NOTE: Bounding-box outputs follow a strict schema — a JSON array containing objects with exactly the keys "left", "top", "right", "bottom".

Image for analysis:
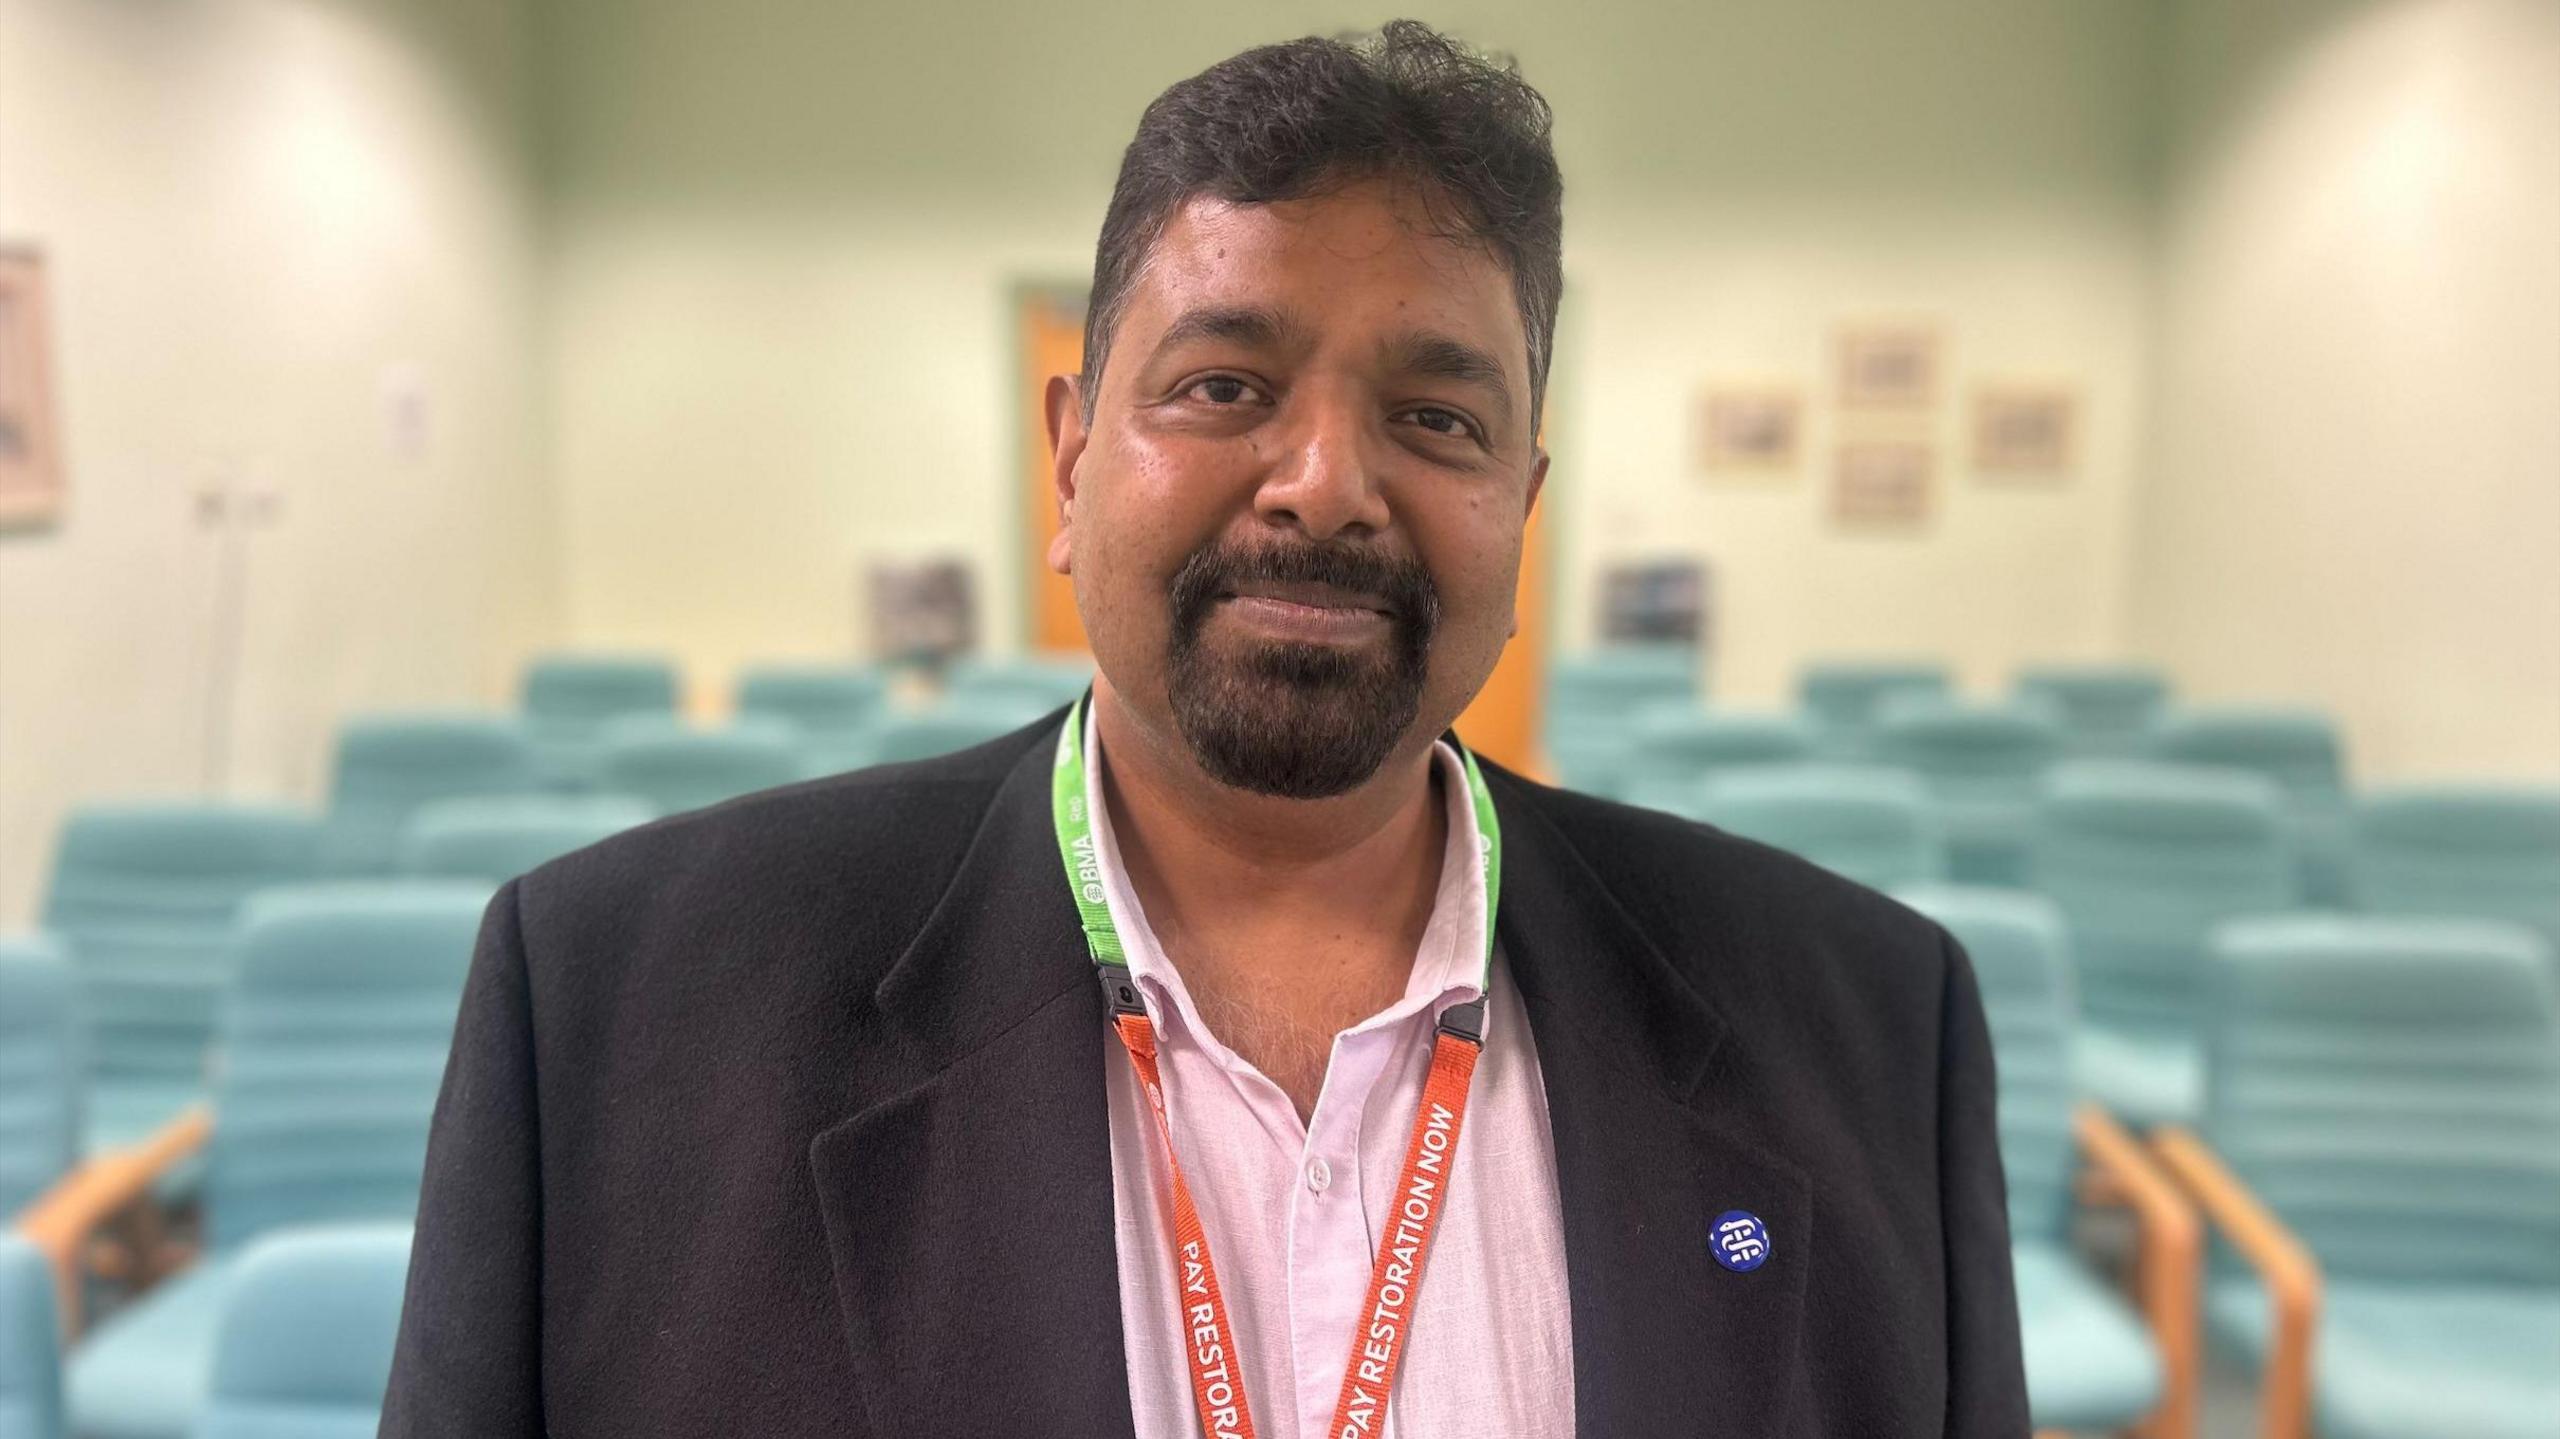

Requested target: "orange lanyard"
[{"left": 1057, "top": 698, "right": 1501, "bottom": 1438}]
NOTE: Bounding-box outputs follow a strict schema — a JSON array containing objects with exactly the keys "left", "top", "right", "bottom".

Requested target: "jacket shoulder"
[{"left": 507, "top": 719, "right": 1051, "bottom": 995}]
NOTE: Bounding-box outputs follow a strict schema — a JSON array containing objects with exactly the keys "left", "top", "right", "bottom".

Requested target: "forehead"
[{"left": 1120, "top": 180, "right": 1528, "bottom": 362}]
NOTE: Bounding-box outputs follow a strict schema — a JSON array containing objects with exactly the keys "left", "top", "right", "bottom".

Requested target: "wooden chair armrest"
[
  {"left": 2148, "top": 1127, "right": 2321, "bottom": 1439},
  {"left": 13, "top": 1106, "right": 212, "bottom": 1330},
  {"left": 2075, "top": 1105, "right": 2200, "bottom": 1439}
]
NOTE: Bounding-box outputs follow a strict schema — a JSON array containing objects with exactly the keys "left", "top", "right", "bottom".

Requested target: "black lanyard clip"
[
  {"left": 1435, "top": 997, "right": 1486, "bottom": 1044},
  {"left": 1096, "top": 966, "right": 1147, "bottom": 1018}
]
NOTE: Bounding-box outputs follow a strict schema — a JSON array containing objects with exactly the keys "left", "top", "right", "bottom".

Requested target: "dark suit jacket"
[{"left": 380, "top": 713, "right": 2028, "bottom": 1437}]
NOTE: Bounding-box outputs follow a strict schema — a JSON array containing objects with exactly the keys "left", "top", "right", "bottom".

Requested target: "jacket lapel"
[
  {"left": 808, "top": 734, "right": 1139, "bottom": 1439},
  {"left": 1489, "top": 768, "right": 1814, "bottom": 1436}
]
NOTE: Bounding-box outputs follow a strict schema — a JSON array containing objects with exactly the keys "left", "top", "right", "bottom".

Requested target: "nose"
[{"left": 1251, "top": 389, "right": 1392, "bottom": 542}]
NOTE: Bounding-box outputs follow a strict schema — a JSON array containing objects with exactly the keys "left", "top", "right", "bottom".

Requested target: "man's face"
[{"left": 1047, "top": 177, "right": 1547, "bottom": 798}]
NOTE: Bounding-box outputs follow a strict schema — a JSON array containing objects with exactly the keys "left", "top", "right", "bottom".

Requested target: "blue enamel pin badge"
[{"left": 1711, "top": 1209, "right": 1770, "bottom": 1273}]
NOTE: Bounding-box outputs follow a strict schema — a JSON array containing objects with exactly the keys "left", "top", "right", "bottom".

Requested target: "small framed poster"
[
  {"left": 1697, "top": 385, "right": 1803, "bottom": 478},
  {"left": 1973, "top": 385, "right": 2078, "bottom": 478},
  {"left": 1832, "top": 440, "right": 1933, "bottom": 531},
  {"left": 0, "top": 247, "right": 64, "bottom": 531},
  {"left": 1836, "top": 322, "right": 1941, "bottom": 409}
]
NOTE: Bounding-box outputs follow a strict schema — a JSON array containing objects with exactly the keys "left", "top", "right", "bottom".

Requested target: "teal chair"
[
  {"left": 864, "top": 699, "right": 1053, "bottom": 767},
  {"left": 1797, "top": 659, "right": 1949, "bottom": 760},
  {"left": 40, "top": 806, "right": 321, "bottom": 1154},
  {"left": 1696, "top": 765, "right": 1945, "bottom": 890},
  {"left": 2015, "top": 664, "right": 2169, "bottom": 758},
  {"left": 0, "top": 1236, "right": 62, "bottom": 1439},
  {"left": 0, "top": 940, "right": 78, "bottom": 1220},
  {"left": 192, "top": 1227, "right": 411, "bottom": 1439},
  {"left": 736, "top": 664, "right": 887, "bottom": 743},
  {"left": 943, "top": 654, "right": 1092, "bottom": 714},
  {"left": 395, "top": 795, "right": 655, "bottom": 883},
  {"left": 518, "top": 654, "right": 679, "bottom": 790},
  {"left": 1873, "top": 696, "right": 2065, "bottom": 885},
  {"left": 65, "top": 884, "right": 484, "bottom": 1439},
  {"left": 322, "top": 714, "right": 539, "bottom": 875},
  {"left": 1895, "top": 887, "right": 2174, "bottom": 1434},
  {"left": 2350, "top": 785, "right": 2560, "bottom": 954},
  {"left": 1620, "top": 708, "right": 1818, "bottom": 816},
  {"left": 2169, "top": 916, "right": 2560, "bottom": 1439},
  {"left": 2032, "top": 762, "right": 2296, "bottom": 1129},
  {"left": 1544, "top": 646, "right": 1701, "bottom": 796},
  {"left": 2149, "top": 707, "right": 2351, "bottom": 905},
  {"left": 593, "top": 718, "right": 802, "bottom": 816}
]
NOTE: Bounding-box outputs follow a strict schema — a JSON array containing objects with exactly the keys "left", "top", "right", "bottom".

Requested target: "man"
[{"left": 383, "top": 21, "right": 2025, "bottom": 1438}]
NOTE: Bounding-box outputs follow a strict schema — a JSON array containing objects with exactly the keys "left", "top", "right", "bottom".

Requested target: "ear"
[
  {"left": 1044, "top": 373, "right": 1089, "bottom": 576},
  {"left": 1510, "top": 447, "right": 1550, "bottom": 640}
]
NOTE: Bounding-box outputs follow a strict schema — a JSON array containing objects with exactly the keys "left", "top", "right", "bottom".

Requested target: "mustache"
[{"left": 1166, "top": 538, "right": 1442, "bottom": 648}]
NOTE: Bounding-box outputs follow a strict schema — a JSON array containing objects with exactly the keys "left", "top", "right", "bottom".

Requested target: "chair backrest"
[
  {"left": 2031, "top": 762, "right": 2296, "bottom": 1036},
  {"left": 865, "top": 699, "right": 1052, "bottom": 767},
  {"left": 2014, "top": 664, "right": 2168, "bottom": 755},
  {"left": 323, "top": 714, "right": 540, "bottom": 875},
  {"left": 0, "top": 940, "right": 77, "bottom": 1221},
  {"left": 942, "top": 655, "right": 1093, "bottom": 714},
  {"left": 0, "top": 1235, "right": 61, "bottom": 1439},
  {"left": 1630, "top": 707, "right": 1817, "bottom": 779},
  {"left": 194, "top": 1226, "right": 412, "bottom": 1439},
  {"left": 593, "top": 718, "right": 802, "bottom": 816},
  {"left": 2202, "top": 915, "right": 2560, "bottom": 1287},
  {"left": 518, "top": 654, "right": 679, "bottom": 728},
  {"left": 395, "top": 795, "right": 654, "bottom": 883},
  {"left": 2351, "top": 785, "right": 2560, "bottom": 953},
  {"left": 2146, "top": 707, "right": 2344, "bottom": 801},
  {"left": 40, "top": 805, "right": 322, "bottom": 1148},
  {"left": 1872, "top": 696, "right": 2066, "bottom": 802},
  {"left": 1894, "top": 887, "right": 2080, "bottom": 1244},
  {"left": 1544, "top": 647, "right": 1702, "bottom": 795},
  {"left": 1797, "top": 662, "right": 1949, "bottom": 762},
  {"left": 735, "top": 664, "right": 887, "bottom": 740},
  {"left": 1698, "top": 765, "right": 1945, "bottom": 890},
  {"left": 205, "top": 886, "right": 485, "bottom": 1252}
]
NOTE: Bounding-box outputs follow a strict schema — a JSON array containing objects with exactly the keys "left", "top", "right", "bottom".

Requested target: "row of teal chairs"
[
  {"left": 515, "top": 652, "right": 1089, "bottom": 790},
  {"left": 1675, "top": 761, "right": 2559, "bottom": 1127},
  {"left": 5, "top": 884, "right": 482, "bottom": 1439},
  {"left": 1, "top": 1225, "right": 411, "bottom": 1439},
  {"left": 1902, "top": 890, "right": 2560, "bottom": 1439}
]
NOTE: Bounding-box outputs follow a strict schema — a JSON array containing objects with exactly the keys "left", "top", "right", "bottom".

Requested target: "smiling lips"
[{"left": 1216, "top": 580, "right": 1395, "bottom": 643}]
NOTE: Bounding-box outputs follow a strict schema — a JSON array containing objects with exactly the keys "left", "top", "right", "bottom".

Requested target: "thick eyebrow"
[
  {"left": 1146, "top": 303, "right": 1309, "bottom": 364},
  {"left": 1384, "top": 330, "right": 1517, "bottom": 427}
]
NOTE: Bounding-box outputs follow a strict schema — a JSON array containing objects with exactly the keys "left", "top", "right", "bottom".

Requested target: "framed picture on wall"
[
  {"left": 0, "top": 247, "right": 64, "bottom": 531},
  {"left": 1972, "top": 384, "right": 2078, "bottom": 478},
  {"left": 1835, "top": 322, "right": 1941, "bottom": 409},
  {"left": 1697, "top": 385, "right": 1803, "bottom": 478},
  {"left": 1832, "top": 440, "right": 1934, "bottom": 530}
]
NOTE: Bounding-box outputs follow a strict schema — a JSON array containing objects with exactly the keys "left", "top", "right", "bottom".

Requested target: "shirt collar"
[{"left": 1081, "top": 715, "right": 1490, "bottom": 1049}]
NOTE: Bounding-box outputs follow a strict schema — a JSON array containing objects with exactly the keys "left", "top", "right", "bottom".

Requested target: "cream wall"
[
  {"left": 0, "top": 0, "right": 553, "bottom": 922},
  {"left": 2136, "top": 0, "right": 2560, "bottom": 780},
  {"left": 541, "top": 0, "right": 2158, "bottom": 707}
]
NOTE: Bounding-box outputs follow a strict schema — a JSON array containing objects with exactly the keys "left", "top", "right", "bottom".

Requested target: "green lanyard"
[
  {"left": 1050, "top": 693, "right": 1506, "bottom": 1439},
  {"left": 1049, "top": 693, "right": 1502, "bottom": 1033}
]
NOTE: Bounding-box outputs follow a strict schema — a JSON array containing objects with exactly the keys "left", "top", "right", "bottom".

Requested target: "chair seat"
[
  {"left": 2072, "top": 1026, "right": 2201, "bottom": 1129},
  {"left": 66, "top": 1258, "right": 240, "bottom": 1439},
  {"left": 2012, "top": 1240, "right": 2162, "bottom": 1431},
  {"left": 2208, "top": 1277, "right": 2560, "bottom": 1439}
]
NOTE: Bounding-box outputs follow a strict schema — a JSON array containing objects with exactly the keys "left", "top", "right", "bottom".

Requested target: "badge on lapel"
[{"left": 1711, "top": 1209, "right": 1771, "bottom": 1273}]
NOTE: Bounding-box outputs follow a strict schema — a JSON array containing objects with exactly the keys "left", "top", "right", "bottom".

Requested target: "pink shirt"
[{"left": 1089, "top": 721, "right": 1576, "bottom": 1439}]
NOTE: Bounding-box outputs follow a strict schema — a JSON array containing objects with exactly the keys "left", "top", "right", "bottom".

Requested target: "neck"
[{"left": 1090, "top": 680, "right": 1448, "bottom": 1065}]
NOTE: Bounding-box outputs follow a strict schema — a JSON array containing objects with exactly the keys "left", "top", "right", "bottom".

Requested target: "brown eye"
[
  {"left": 1189, "top": 376, "right": 1253, "bottom": 405},
  {"left": 1405, "top": 406, "right": 1477, "bottom": 440}
]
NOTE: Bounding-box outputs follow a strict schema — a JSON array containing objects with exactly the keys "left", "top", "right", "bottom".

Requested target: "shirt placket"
[{"left": 1285, "top": 1020, "right": 1407, "bottom": 1439}]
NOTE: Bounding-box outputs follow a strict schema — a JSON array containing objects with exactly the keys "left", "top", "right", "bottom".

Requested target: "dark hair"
[{"left": 1082, "top": 19, "right": 1564, "bottom": 428}]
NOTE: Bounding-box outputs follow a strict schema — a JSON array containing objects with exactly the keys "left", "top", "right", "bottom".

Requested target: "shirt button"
[{"left": 1306, "top": 1157, "right": 1333, "bottom": 1194}]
